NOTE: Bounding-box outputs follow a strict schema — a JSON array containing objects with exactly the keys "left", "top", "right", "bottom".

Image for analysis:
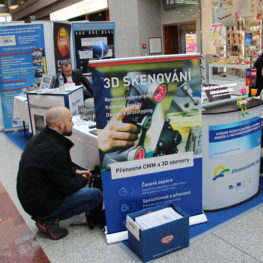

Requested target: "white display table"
[
  {"left": 202, "top": 99, "right": 262, "bottom": 211},
  {"left": 70, "top": 115, "right": 100, "bottom": 170}
]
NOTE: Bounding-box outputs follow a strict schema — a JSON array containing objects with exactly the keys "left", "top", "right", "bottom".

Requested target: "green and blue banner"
[
  {"left": 90, "top": 54, "right": 203, "bottom": 235},
  {"left": 209, "top": 116, "right": 261, "bottom": 159}
]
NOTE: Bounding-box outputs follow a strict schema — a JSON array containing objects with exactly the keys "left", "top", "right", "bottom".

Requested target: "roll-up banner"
[
  {"left": 71, "top": 22, "right": 115, "bottom": 73},
  {"left": 0, "top": 24, "right": 46, "bottom": 131},
  {"left": 90, "top": 54, "right": 205, "bottom": 242},
  {"left": 53, "top": 22, "right": 72, "bottom": 74}
]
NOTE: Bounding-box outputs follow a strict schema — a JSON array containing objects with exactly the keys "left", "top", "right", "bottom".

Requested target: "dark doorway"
[{"left": 163, "top": 21, "right": 196, "bottom": 54}]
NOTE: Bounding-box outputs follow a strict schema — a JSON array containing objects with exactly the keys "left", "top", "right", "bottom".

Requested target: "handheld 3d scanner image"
[
  {"left": 170, "top": 82, "right": 200, "bottom": 112},
  {"left": 153, "top": 119, "right": 182, "bottom": 156},
  {"left": 102, "top": 71, "right": 168, "bottom": 170}
]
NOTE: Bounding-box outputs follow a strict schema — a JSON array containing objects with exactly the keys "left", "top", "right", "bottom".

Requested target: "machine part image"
[
  {"left": 102, "top": 72, "right": 169, "bottom": 170},
  {"left": 153, "top": 120, "right": 182, "bottom": 157},
  {"left": 102, "top": 145, "right": 146, "bottom": 170},
  {"left": 152, "top": 83, "right": 167, "bottom": 102},
  {"left": 185, "top": 127, "right": 202, "bottom": 155},
  {"left": 127, "top": 146, "right": 146, "bottom": 161},
  {"left": 170, "top": 82, "right": 200, "bottom": 112}
]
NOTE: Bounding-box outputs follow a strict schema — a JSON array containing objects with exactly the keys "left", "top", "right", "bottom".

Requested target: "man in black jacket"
[
  {"left": 17, "top": 106, "right": 103, "bottom": 240},
  {"left": 253, "top": 52, "right": 263, "bottom": 96},
  {"left": 55, "top": 61, "right": 93, "bottom": 99}
]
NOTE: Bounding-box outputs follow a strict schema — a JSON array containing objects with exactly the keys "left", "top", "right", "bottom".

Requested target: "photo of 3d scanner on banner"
[
  {"left": 92, "top": 57, "right": 203, "bottom": 256},
  {"left": 94, "top": 62, "right": 202, "bottom": 171}
]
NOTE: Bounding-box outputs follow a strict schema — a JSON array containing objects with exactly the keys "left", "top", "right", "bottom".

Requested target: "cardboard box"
[{"left": 126, "top": 202, "right": 189, "bottom": 262}]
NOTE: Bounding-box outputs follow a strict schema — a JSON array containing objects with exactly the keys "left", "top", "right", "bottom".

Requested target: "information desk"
[
  {"left": 71, "top": 115, "right": 100, "bottom": 170},
  {"left": 202, "top": 99, "right": 262, "bottom": 211},
  {"left": 27, "top": 87, "right": 84, "bottom": 134}
]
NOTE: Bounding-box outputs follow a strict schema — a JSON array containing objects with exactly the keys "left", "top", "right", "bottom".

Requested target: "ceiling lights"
[
  {"left": 0, "top": 4, "right": 10, "bottom": 15},
  {"left": 8, "top": 0, "right": 18, "bottom": 10}
]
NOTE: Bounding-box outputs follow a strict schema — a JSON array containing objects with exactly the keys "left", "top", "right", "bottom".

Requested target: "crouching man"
[{"left": 17, "top": 106, "right": 104, "bottom": 240}]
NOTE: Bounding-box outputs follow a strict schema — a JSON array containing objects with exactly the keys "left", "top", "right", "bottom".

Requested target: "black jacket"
[
  {"left": 55, "top": 69, "right": 93, "bottom": 99},
  {"left": 254, "top": 53, "right": 263, "bottom": 96},
  {"left": 17, "top": 126, "right": 87, "bottom": 218}
]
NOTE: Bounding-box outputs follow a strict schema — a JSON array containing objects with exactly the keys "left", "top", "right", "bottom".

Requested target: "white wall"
[
  {"left": 137, "top": 0, "right": 161, "bottom": 56},
  {"left": 109, "top": 0, "right": 203, "bottom": 57},
  {"left": 160, "top": 3, "right": 199, "bottom": 25},
  {"left": 108, "top": 0, "right": 140, "bottom": 58}
]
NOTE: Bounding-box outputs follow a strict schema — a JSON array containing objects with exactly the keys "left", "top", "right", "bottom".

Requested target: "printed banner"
[
  {"left": 208, "top": 116, "right": 261, "bottom": 159},
  {"left": 90, "top": 54, "right": 203, "bottom": 234},
  {"left": 0, "top": 24, "right": 46, "bottom": 130},
  {"left": 71, "top": 22, "right": 115, "bottom": 73},
  {"left": 53, "top": 22, "right": 71, "bottom": 74}
]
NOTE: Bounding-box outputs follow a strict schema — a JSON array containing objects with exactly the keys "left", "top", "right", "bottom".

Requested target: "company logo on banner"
[
  {"left": 213, "top": 166, "right": 230, "bottom": 180},
  {"left": 90, "top": 54, "right": 203, "bottom": 236},
  {"left": 53, "top": 22, "right": 71, "bottom": 73},
  {"left": 57, "top": 27, "right": 70, "bottom": 57}
]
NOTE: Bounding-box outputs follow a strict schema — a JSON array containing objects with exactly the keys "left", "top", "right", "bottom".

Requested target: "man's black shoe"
[{"left": 36, "top": 218, "right": 68, "bottom": 240}]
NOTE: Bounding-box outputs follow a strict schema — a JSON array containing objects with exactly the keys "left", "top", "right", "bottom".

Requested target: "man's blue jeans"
[{"left": 47, "top": 188, "right": 103, "bottom": 220}]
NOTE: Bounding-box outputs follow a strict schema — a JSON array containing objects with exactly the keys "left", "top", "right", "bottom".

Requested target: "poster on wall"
[
  {"left": 53, "top": 22, "right": 71, "bottom": 74},
  {"left": 0, "top": 24, "right": 46, "bottom": 130},
  {"left": 71, "top": 22, "right": 115, "bottom": 73},
  {"left": 90, "top": 54, "right": 203, "bottom": 238},
  {"left": 208, "top": 23, "right": 226, "bottom": 46},
  {"left": 185, "top": 34, "right": 197, "bottom": 53}
]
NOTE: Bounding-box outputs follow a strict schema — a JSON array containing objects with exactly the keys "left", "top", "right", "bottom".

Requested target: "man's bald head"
[{"left": 45, "top": 107, "right": 74, "bottom": 136}]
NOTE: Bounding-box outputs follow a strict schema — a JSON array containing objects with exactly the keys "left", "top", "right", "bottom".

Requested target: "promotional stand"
[
  {"left": 27, "top": 87, "right": 83, "bottom": 135},
  {"left": 202, "top": 99, "right": 262, "bottom": 210},
  {"left": 90, "top": 54, "right": 207, "bottom": 243},
  {"left": 71, "top": 21, "right": 115, "bottom": 71}
]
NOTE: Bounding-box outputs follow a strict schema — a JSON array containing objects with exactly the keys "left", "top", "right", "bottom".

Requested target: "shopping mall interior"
[{"left": 1, "top": 0, "right": 263, "bottom": 262}]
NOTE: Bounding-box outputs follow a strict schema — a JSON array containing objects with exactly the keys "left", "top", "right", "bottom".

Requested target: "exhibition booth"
[{"left": 1, "top": 12, "right": 263, "bottom": 261}]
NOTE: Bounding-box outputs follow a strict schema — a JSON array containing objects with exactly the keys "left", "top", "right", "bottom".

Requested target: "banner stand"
[
  {"left": 105, "top": 212, "right": 207, "bottom": 244},
  {"left": 91, "top": 54, "right": 204, "bottom": 241}
]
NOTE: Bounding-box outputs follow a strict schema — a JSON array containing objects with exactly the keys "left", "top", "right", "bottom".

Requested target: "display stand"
[
  {"left": 202, "top": 99, "right": 262, "bottom": 211},
  {"left": 27, "top": 87, "right": 84, "bottom": 135}
]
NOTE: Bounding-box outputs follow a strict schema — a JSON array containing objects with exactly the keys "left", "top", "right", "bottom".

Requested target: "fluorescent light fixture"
[
  {"left": 50, "top": 0, "right": 108, "bottom": 21},
  {"left": 8, "top": 0, "right": 18, "bottom": 9},
  {"left": 0, "top": 5, "right": 10, "bottom": 15}
]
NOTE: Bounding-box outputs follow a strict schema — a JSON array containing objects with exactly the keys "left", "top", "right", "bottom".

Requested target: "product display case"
[
  {"left": 245, "top": 16, "right": 262, "bottom": 63},
  {"left": 208, "top": 63, "right": 250, "bottom": 94},
  {"left": 226, "top": 19, "right": 245, "bottom": 58}
]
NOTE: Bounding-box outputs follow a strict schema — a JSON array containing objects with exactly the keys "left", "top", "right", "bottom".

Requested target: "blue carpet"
[
  {"left": 4, "top": 130, "right": 32, "bottom": 150},
  {"left": 190, "top": 180, "right": 263, "bottom": 239},
  {"left": 4, "top": 130, "right": 263, "bottom": 239}
]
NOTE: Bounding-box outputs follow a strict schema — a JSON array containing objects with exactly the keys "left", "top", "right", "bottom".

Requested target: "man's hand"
[
  {"left": 97, "top": 105, "right": 140, "bottom": 153},
  {"left": 75, "top": 169, "right": 92, "bottom": 180}
]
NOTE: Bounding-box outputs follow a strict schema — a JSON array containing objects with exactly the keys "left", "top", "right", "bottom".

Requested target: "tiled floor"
[
  {"left": 1, "top": 131, "right": 263, "bottom": 263},
  {"left": 0, "top": 183, "right": 50, "bottom": 263}
]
